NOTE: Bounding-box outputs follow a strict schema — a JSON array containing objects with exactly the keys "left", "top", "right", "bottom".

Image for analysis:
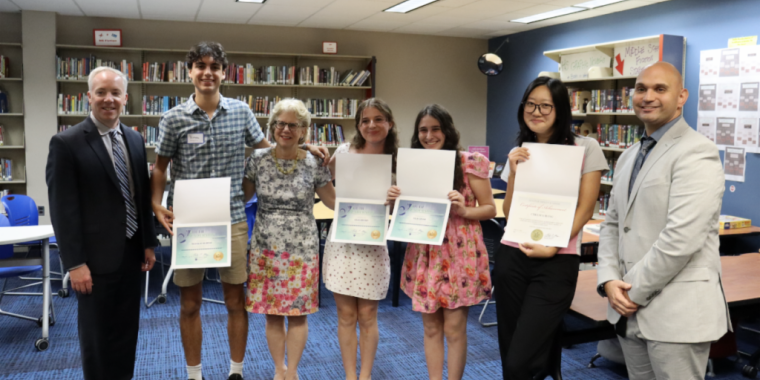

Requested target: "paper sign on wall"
[
  {"left": 559, "top": 51, "right": 611, "bottom": 81},
  {"left": 728, "top": 36, "right": 757, "bottom": 48},
  {"left": 724, "top": 146, "right": 746, "bottom": 182},
  {"left": 613, "top": 41, "right": 660, "bottom": 77}
]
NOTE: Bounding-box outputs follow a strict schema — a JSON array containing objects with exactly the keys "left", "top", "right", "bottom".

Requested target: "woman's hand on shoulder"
[
  {"left": 386, "top": 186, "right": 401, "bottom": 206},
  {"left": 508, "top": 147, "right": 530, "bottom": 176}
]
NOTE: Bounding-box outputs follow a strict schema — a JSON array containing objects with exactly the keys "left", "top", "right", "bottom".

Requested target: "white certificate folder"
[
  {"left": 171, "top": 177, "right": 232, "bottom": 269},
  {"left": 502, "top": 143, "right": 584, "bottom": 248}
]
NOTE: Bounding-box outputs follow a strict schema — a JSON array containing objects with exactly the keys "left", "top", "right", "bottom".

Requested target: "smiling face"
[
  {"left": 523, "top": 85, "right": 556, "bottom": 139},
  {"left": 417, "top": 115, "right": 446, "bottom": 150},
  {"left": 633, "top": 62, "right": 688, "bottom": 129},
  {"left": 273, "top": 111, "right": 304, "bottom": 149},
  {"left": 189, "top": 55, "right": 225, "bottom": 95},
  {"left": 87, "top": 70, "right": 128, "bottom": 127},
  {"left": 358, "top": 106, "right": 392, "bottom": 145}
]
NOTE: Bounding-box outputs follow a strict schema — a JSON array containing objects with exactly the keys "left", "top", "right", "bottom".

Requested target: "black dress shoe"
[{"left": 228, "top": 375, "right": 243, "bottom": 380}]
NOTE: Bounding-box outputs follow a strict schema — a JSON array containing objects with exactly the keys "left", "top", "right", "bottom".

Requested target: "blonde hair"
[
  {"left": 268, "top": 98, "right": 311, "bottom": 145},
  {"left": 88, "top": 66, "right": 128, "bottom": 92}
]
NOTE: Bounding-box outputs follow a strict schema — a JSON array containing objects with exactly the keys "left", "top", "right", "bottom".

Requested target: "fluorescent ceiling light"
[
  {"left": 510, "top": 6, "right": 585, "bottom": 23},
  {"left": 236, "top": 0, "right": 266, "bottom": 3},
  {"left": 384, "top": 0, "right": 438, "bottom": 13},
  {"left": 574, "top": 0, "right": 626, "bottom": 9}
]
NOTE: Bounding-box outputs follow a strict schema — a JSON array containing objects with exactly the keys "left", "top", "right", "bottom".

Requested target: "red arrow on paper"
[{"left": 615, "top": 54, "right": 625, "bottom": 75}]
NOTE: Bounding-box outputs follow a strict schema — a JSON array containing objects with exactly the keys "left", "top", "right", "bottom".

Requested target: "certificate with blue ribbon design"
[
  {"left": 388, "top": 196, "right": 451, "bottom": 246},
  {"left": 331, "top": 198, "right": 389, "bottom": 245}
]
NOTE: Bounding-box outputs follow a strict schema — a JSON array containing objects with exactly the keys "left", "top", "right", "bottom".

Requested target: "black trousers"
[
  {"left": 76, "top": 234, "right": 143, "bottom": 380},
  {"left": 493, "top": 244, "right": 579, "bottom": 380}
]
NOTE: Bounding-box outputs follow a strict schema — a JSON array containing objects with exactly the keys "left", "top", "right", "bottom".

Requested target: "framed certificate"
[
  {"left": 331, "top": 198, "right": 389, "bottom": 245},
  {"left": 172, "top": 223, "right": 232, "bottom": 269},
  {"left": 388, "top": 196, "right": 451, "bottom": 246}
]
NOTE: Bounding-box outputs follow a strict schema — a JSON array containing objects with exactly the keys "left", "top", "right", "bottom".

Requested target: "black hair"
[
  {"left": 186, "top": 41, "right": 229, "bottom": 70},
  {"left": 411, "top": 104, "right": 465, "bottom": 192},
  {"left": 516, "top": 76, "right": 576, "bottom": 146}
]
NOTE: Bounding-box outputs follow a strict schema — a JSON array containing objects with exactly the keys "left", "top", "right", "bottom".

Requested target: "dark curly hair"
[
  {"left": 186, "top": 41, "right": 229, "bottom": 70},
  {"left": 411, "top": 104, "right": 465, "bottom": 192},
  {"left": 516, "top": 76, "right": 576, "bottom": 146}
]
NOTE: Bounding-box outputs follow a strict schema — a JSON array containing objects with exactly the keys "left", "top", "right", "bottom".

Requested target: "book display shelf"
[
  {"left": 544, "top": 35, "right": 686, "bottom": 218},
  {"left": 54, "top": 44, "right": 377, "bottom": 165},
  {"left": 0, "top": 42, "right": 27, "bottom": 193}
]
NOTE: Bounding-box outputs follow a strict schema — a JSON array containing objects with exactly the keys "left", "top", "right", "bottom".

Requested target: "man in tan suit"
[{"left": 597, "top": 62, "right": 731, "bottom": 379}]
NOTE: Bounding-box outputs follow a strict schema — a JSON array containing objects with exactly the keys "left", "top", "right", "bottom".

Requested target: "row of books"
[
  {"left": 602, "top": 157, "right": 618, "bottom": 182},
  {"left": 143, "top": 95, "right": 189, "bottom": 115},
  {"left": 598, "top": 193, "right": 610, "bottom": 217},
  {"left": 55, "top": 56, "right": 135, "bottom": 81},
  {"left": 569, "top": 90, "right": 591, "bottom": 113},
  {"left": 0, "top": 56, "right": 9, "bottom": 78},
  {"left": 0, "top": 89, "right": 8, "bottom": 113},
  {"left": 235, "top": 95, "right": 281, "bottom": 117},
  {"left": 0, "top": 158, "right": 13, "bottom": 181},
  {"left": 597, "top": 124, "right": 645, "bottom": 148},
  {"left": 587, "top": 88, "right": 635, "bottom": 113},
  {"left": 143, "top": 61, "right": 191, "bottom": 83},
  {"left": 304, "top": 98, "right": 359, "bottom": 118},
  {"left": 57, "top": 93, "right": 130, "bottom": 115},
  {"left": 265, "top": 123, "right": 347, "bottom": 147},
  {"left": 225, "top": 64, "right": 296, "bottom": 85},
  {"left": 132, "top": 125, "right": 159, "bottom": 145},
  {"left": 0, "top": 125, "right": 5, "bottom": 145},
  {"left": 299, "top": 67, "right": 370, "bottom": 87}
]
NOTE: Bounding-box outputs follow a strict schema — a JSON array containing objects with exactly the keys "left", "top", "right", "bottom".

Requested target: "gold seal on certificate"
[
  {"left": 427, "top": 230, "right": 438, "bottom": 239},
  {"left": 531, "top": 229, "right": 544, "bottom": 241},
  {"left": 213, "top": 251, "right": 224, "bottom": 261},
  {"left": 371, "top": 230, "right": 381, "bottom": 240}
]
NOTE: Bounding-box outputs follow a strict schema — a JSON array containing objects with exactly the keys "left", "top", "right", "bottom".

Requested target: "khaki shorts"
[{"left": 173, "top": 222, "right": 249, "bottom": 287}]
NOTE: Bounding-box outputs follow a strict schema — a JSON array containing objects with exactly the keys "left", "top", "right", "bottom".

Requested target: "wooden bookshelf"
[
  {"left": 0, "top": 40, "right": 26, "bottom": 194},
  {"left": 55, "top": 44, "right": 374, "bottom": 150}
]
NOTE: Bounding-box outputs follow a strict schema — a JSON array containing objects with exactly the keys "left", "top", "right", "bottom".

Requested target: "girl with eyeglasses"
[
  {"left": 243, "top": 98, "right": 336, "bottom": 380},
  {"left": 494, "top": 77, "right": 608, "bottom": 379}
]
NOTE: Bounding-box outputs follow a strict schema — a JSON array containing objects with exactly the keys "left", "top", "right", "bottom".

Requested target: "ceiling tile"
[
  {"left": 0, "top": 0, "right": 20, "bottom": 12},
  {"left": 75, "top": 0, "right": 140, "bottom": 19},
  {"left": 11, "top": 0, "right": 83, "bottom": 15},
  {"left": 345, "top": 18, "right": 409, "bottom": 32},
  {"left": 489, "top": 4, "right": 567, "bottom": 21},
  {"left": 297, "top": 15, "right": 359, "bottom": 30},
  {"left": 249, "top": 4, "right": 323, "bottom": 24},
  {"left": 394, "top": 22, "right": 453, "bottom": 34},
  {"left": 436, "top": 0, "right": 537, "bottom": 18},
  {"left": 434, "top": 0, "right": 482, "bottom": 8},
  {"left": 195, "top": 0, "right": 262, "bottom": 23},
  {"left": 436, "top": 27, "right": 491, "bottom": 38},
  {"left": 138, "top": 0, "right": 202, "bottom": 21},
  {"left": 459, "top": 18, "right": 516, "bottom": 30},
  {"left": 355, "top": 4, "right": 449, "bottom": 22}
]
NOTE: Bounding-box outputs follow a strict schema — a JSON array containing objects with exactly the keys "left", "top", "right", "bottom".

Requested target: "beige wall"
[{"left": 56, "top": 14, "right": 488, "bottom": 148}]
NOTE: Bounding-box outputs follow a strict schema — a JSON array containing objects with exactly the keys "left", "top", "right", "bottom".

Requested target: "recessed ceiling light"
[
  {"left": 384, "top": 0, "right": 438, "bottom": 14},
  {"left": 510, "top": 7, "right": 585, "bottom": 24},
  {"left": 236, "top": 0, "right": 266, "bottom": 3},
  {"left": 574, "top": 0, "right": 626, "bottom": 9}
]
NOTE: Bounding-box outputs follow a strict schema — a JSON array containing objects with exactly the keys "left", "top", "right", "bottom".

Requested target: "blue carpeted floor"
[{"left": 0, "top": 248, "right": 758, "bottom": 380}]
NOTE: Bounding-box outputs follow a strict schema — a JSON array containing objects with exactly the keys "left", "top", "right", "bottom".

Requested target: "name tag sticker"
[{"left": 187, "top": 133, "right": 204, "bottom": 144}]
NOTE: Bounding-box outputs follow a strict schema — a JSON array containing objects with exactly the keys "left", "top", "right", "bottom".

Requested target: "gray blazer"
[{"left": 597, "top": 117, "right": 731, "bottom": 343}]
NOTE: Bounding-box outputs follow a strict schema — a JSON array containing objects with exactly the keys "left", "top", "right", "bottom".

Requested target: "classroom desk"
[
  {"left": 0, "top": 225, "right": 55, "bottom": 351},
  {"left": 556, "top": 253, "right": 760, "bottom": 377},
  {"left": 492, "top": 189, "right": 506, "bottom": 195}
]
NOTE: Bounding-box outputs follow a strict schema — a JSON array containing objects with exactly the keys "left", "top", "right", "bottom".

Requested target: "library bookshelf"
[{"left": 0, "top": 42, "right": 27, "bottom": 193}]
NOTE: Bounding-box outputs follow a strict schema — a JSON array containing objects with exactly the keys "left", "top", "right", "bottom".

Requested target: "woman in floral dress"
[
  {"left": 243, "top": 98, "right": 335, "bottom": 380},
  {"left": 323, "top": 98, "right": 398, "bottom": 380},
  {"left": 387, "top": 104, "right": 496, "bottom": 380}
]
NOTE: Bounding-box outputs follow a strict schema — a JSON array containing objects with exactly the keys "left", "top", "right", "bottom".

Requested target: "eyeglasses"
[
  {"left": 274, "top": 121, "right": 301, "bottom": 130},
  {"left": 523, "top": 101, "right": 554, "bottom": 115}
]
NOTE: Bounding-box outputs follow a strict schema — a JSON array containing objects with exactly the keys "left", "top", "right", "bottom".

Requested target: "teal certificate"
[
  {"left": 388, "top": 196, "right": 451, "bottom": 246},
  {"left": 331, "top": 198, "right": 389, "bottom": 245},
  {"left": 171, "top": 223, "right": 232, "bottom": 269}
]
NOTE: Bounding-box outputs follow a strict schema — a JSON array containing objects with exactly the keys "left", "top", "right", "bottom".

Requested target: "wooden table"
[
  {"left": 492, "top": 189, "right": 506, "bottom": 195},
  {"left": 559, "top": 253, "right": 760, "bottom": 377}
]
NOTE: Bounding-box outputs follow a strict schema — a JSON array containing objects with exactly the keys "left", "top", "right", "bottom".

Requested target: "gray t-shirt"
[{"left": 500, "top": 135, "right": 609, "bottom": 254}]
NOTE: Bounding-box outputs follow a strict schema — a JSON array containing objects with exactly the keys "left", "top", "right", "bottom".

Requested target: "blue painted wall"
[{"left": 487, "top": 0, "right": 760, "bottom": 237}]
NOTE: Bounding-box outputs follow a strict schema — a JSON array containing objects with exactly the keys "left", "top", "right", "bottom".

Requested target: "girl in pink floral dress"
[{"left": 387, "top": 104, "right": 496, "bottom": 380}]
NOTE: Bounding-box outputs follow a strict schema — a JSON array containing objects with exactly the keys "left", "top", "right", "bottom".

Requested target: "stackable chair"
[
  {"left": 478, "top": 218, "right": 504, "bottom": 327},
  {"left": 0, "top": 213, "right": 56, "bottom": 350}
]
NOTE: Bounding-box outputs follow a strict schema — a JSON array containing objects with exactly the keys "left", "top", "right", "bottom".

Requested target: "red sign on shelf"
[{"left": 93, "top": 29, "right": 122, "bottom": 47}]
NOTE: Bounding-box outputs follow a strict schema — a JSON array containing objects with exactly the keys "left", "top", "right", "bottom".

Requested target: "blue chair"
[
  {"left": 0, "top": 213, "right": 55, "bottom": 337},
  {"left": 245, "top": 195, "right": 258, "bottom": 246}
]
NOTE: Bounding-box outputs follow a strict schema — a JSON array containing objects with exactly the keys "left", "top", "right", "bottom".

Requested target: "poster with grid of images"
[{"left": 698, "top": 45, "right": 760, "bottom": 153}]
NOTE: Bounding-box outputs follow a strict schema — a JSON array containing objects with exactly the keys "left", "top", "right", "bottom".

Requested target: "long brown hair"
[
  {"left": 351, "top": 98, "right": 399, "bottom": 172},
  {"left": 411, "top": 104, "right": 465, "bottom": 191}
]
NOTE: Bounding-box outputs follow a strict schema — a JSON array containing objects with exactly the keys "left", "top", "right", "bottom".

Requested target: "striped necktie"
[{"left": 109, "top": 129, "right": 138, "bottom": 238}]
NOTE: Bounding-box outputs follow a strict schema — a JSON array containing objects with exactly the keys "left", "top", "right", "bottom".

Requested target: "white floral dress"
[
  {"left": 244, "top": 148, "right": 331, "bottom": 316},
  {"left": 322, "top": 143, "right": 391, "bottom": 300}
]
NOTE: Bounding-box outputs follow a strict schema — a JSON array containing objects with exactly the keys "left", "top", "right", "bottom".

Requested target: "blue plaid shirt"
[{"left": 155, "top": 94, "right": 265, "bottom": 224}]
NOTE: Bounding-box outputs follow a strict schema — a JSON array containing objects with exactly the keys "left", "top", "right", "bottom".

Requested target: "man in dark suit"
[{"left": 46, "top": 66, "right": 158, "bottom": 380}]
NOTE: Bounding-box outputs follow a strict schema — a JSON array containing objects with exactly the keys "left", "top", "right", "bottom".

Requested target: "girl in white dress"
[{"left": 323, "top": 98, "right": 398, "bottom": 380}]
